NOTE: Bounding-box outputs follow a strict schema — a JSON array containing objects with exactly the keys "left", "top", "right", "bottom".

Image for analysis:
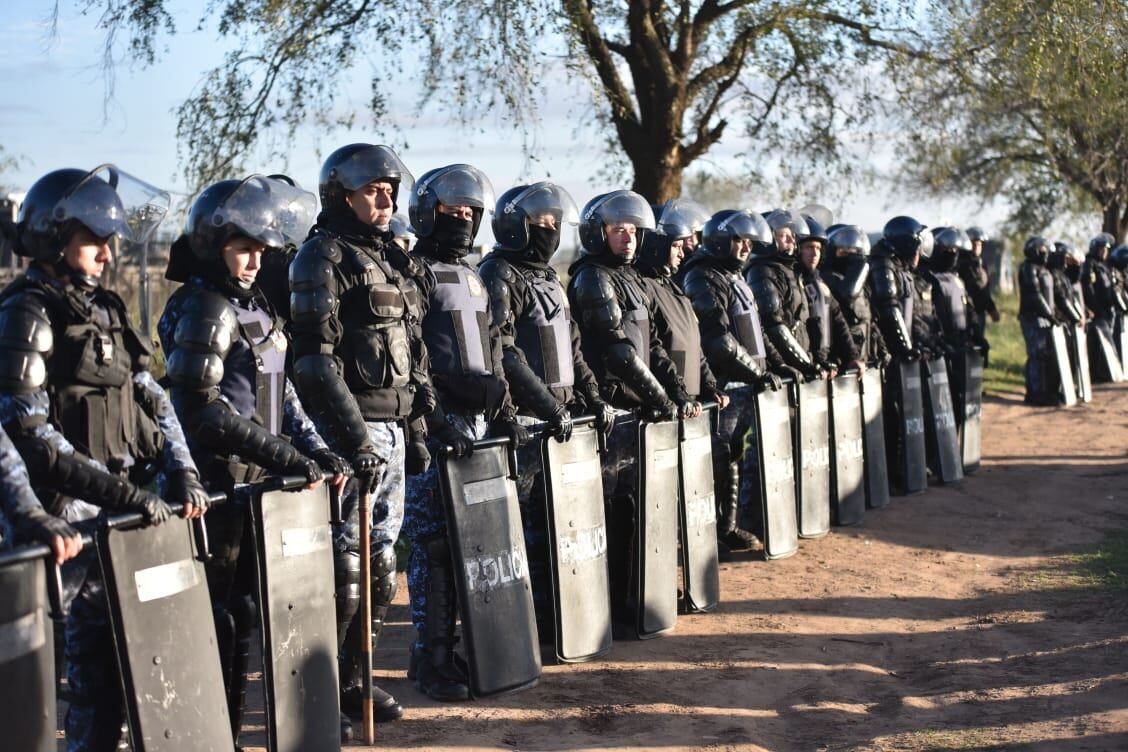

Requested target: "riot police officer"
[
  {"left": 0, "top": 165, "right": 209, "bottom": 751},
  {"left": 567, "top": 190, "right": 697, "bottom": 626},
  {"left": 0, "top": 426, "right": 84, "bottom": 563},
  {"left": 959, "top": 226, "right": 1000, "bottom": 334},
  {"left": 1109, "top": 244, "right": 1128, "bottom": 367},
  {"left": 159, "top": 175, "right": 352, "bottom": 743},
  {"left": 636, "top": 199, "right": 728, "bottom": 406},
  {"left": 821, "top": 225, "right": 886, "bottom": 366},
  {"left": 745, "top": 209, "right": 826, "bottom": 381},
  {"left": 928, "top": 228, "right": 986, "bottom": 353},
  {"left": 908, "top": 228, "right": 949, "bottom": 359},
  {"left": 681, "top": 210, "right": 782, "bottom": 554},
  {"left": 1018, "top": 236, "right": 1060, "bottom": 405},
  {"left": 1082, "top": 233, "right": 1120, "bottom": 381},
  {"left": 477, "top": 181, "right": 617, "bottom": 635},
  {"left": 402, "top": 163, "right": 528, "bottom": 701},
  {"left": 289, "top": 144, "right": 432, "bottom": 723},
  {"left": 1050, "top": 242, "right": 1085, "bottom": 328},
  {"left": 870, "top": 216, "right": 926, "bottom": 361},
  {"left": 797, "top": 218, "right": 864, "bottom": 374}
]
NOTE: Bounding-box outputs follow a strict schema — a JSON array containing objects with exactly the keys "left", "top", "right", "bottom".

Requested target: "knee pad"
[
  {"left": 371, "top": 544, "right": 399, "bottom": 610},
  {"left": 334, "top": 550, "right": 361, "bottom": 625}
]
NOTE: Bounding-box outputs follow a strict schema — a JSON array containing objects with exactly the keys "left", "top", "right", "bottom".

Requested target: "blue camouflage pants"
[
  {"left": 402, "top": 413, "right": 488, "bottom": 648},
  {"left": 332, "top": 421, "right": 406, "bottom": 560},
  {"left": 711, "top": 385, "right": 761, "bottom": 534}
]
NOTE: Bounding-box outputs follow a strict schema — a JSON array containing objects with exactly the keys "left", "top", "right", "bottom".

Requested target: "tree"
[
  {"left": 897, "top": 0, "right": 1128, "bottom": 241},
  {"left": 83, "top": 0, "right": 919, "bottom": 200}
]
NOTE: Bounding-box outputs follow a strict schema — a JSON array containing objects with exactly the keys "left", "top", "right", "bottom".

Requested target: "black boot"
[
  {"left": 716, "top": 461, "right": 757, "bottom": 553},
  {"left": 338, "top": 546, "right": 403, "bottom": 722},
  {"left": 415, "top": 535, "right": 470, "bottom": 702}
]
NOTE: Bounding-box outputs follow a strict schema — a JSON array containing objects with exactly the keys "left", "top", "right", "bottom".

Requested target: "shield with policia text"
[
  {"left": 795, "top": 379, "right": 831, "bottom": 538},
  {"left": 885, "top": 358, "right": 927, "bottom": 495},
  {"left": 636, "top": 419, "right": 681, "bottom": 637},
  {"left": 1069, "top": 323, "right": 1093, "bottom": 402},
  {"left": 753, "top": 384, "right": 799, "bottom": 559},
  {"left": 438, "top": 438, "right": 541, "bottom": 696},
  {"left": 0, "top": 554, "right": 54, "bottom": 752},
  {"left": 679, "top": 410, "right": 720, "bottom": 613},
  {"left": 860, "top": 366, "right": 890, "bottom": 509},
  {"left": 541, "top": 421, "right": 613, "bottom": 662},
  {"left": 251, "top": 483, "right": 339, "bottom": 752},
  {"left": 1051, "top": 325, "right": 1077, "bottom": 407},
  {"left": 98, "top": 516, "right": 233, "bottom": 752},
  {"left": 829, "top": 373, "right": 866, "bottom": 526},
  {"left": 922, "top": 356, "right": 964, "bottom": 484},
  {"left": 950, "top": 348, "right": 983, "bottom": 475}
]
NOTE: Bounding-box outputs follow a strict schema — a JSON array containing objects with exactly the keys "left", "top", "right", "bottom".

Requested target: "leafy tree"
[
  {"left": 897, "top": 0, "right": 1128, "bottom": 240},
  {"left": 81, "top": 0, "right": 918, "bottom": 200}
]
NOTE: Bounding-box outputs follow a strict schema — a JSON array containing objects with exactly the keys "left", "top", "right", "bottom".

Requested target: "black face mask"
[
  {"left": 525, "top": 224, "right": 560, "bottom": 264},
  {"left": 433, "top": 212, "right": 475, "bottom": 256}
]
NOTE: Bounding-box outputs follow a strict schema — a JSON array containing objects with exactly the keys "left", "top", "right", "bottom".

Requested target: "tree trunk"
[
  {"left": 629, "top": 146, "right": 685, "bottom": 204},
  {"left": 1101, "top": 200, "right": 1127, "bottom": 244}
]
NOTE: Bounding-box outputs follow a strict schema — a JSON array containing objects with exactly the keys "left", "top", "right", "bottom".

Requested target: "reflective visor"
[
  {"left": 331, "top": 145, "right": 414, "bottom": 196},
  {"left": 54, "top": 164, "right": 170, "bottom": 243},
  {"left": 415, "top": 164, "right": 495, "bottom": 211},
  {"left": 502, "top": 181, "right": 579, "bottom": 226},
  {"left": 212, "top": 175, "right": 318, "bottom": 248},
  {"left": 587, "top": 190, "right": 655, "bottom": 230}
]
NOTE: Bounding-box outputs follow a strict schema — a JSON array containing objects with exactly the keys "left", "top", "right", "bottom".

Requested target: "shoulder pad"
[
  {"left": 478, "top": 255, "right": 517, "bottom": 285},
  {"left": 0, "top": 292, "right": 54, "bottom": 355},
  {"left": 570, "top": 265, "right": 616, "bottom": 306},
  {"left": 298, "top": 233, "right": 343, "bottom": 263},
  {"left": 173, "top": 289, "right": 239, "bottom": 357}
]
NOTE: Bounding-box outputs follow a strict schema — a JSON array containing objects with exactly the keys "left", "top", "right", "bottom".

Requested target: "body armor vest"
[
  {"left": 931, "top": 271, "right": 969, "bottom": 340},
  {"left": 423, "top": 259, "right": 493, "bottom": 376},
  {"left": 618, "top": 269, "right": 652, "bottom": 370},
  {"left": 1019, "top": 262, "right": 1056, "bottom": 322},
  {"left": 647, "top": 277, "right": 702, "bottom": 397},
  {"left": 3, "top": 279, "right": 161, "bottom": 474},
  {"left": 337, "top": 244, "right": 414, "bottom": 392},
  {"left": 803, "top": 273, "right": 831, "bottom": 358},
  {"left": 729, "top": 273, "right": 768, "bottom": 366},
  {"left": 512, "top": 266, "right": 574, "bottom": 389},
  {"left": 227, "top": 300, "right": 287, "bottom": 435}
]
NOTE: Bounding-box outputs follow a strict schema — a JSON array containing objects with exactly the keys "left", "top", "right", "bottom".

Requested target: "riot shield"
[
  {"left": 829, "top": 373, "right": 866, "bottom": 526},
  {"left": 1050, "top": 325, "right": 1077, "bottom": 407},
  {"left": 541, "top": 423, "right": 613, "bottom": 662},
  {"left": 252, "top": 484, "right": 339, "bottom": 752},
  {"left": 753, "top": 385, "right": 799, "bottom": 559},
  {"left": 922, "top": 356, "right": 964, "bottom": 484},
  {"left": 98, "top": 517, "right": 233, "bottom": 751},
  {"left": 1069, "top": 323, "right": 1093, "bottom": 403},
  {"left": 679, "top": 411, "right": 720, "bottom": 613},
  {"left": 795, "top": 379, "right": 831, "bottom": 538},
  {"left": 636, "top": 419, "right": 680, "bottom": 637},
  {"left": 1117, "top": 321, "right": 1128, "bottom": 380},
  {"left": 1090, "top": 326, "right": 1125, "bottom": 383},
  {"left": 438, "top": 440, "right": 541, "bottom": 696},
  {"left": 0, "top": 556, "right": 54, "bottom": 752},
  {"left": 885, "top": 359, "right": 927, "bottom": 495},
  {"left": 950, "top": 348, "right": 983, "bottom": 475},
  {"left": 860, "top": 366, "right": 890, "bottom": 509}
]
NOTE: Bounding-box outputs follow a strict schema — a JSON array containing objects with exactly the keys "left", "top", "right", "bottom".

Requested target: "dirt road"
[{"left": 235, "top": 383, "right": 1128, "bottom": 750}]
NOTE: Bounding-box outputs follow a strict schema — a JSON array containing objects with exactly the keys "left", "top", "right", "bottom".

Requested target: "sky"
[{"left": 0, "top": 1, "right": 1015, "bottom": 244}]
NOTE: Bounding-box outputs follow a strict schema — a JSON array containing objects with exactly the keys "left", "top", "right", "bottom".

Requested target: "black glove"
[
  {"left": 351, "top": 449, "right": 385, "bottom": 495},
  {"left": 905, "top": 347, "right": 923, "bottom": 362},
  {"left": 676, "top": 398, "right": 702, "bottom": 419},
  {"left": 405, "top": 439, "right": 432, "bottom": 476},
  {"left": 547, "top": 407, "right": 573, "bottom": 443},
  {"left": 760, "top": 372, "right": 783, "bottom": 391},
  {"left": 642, "top": 399, "right": 676, "bottom": 423},
  {"left": 125, "top": 487, "right": 174, "bottom": 526},
  {"left": 286, "top": 455, "right": 324, "bottom": 486},
  {"left": 433, "top": 421, "right": 474, "bottom": 459},
  {"left": 16, "top": 507, "right": 80, "bottom": 547},
  {"left": 592, "top": 400, "right": 617, "bottom": 440},
  {"left": 492, "top": 418, "right": 530, "bottom": 448},
  {"left": 165, "top": 469, "right": 211, "bottom": 514},
  {"left": 311, "top": 448, "right": 352, "bottom": 478}
]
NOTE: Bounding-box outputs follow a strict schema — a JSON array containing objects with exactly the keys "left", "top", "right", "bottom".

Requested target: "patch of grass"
[
  {"left": 982, "top": 293, "right": 1025, "bottom": 396},
  {"left": 1016, "top": 529, "right": 1128, "bottom": 592}
]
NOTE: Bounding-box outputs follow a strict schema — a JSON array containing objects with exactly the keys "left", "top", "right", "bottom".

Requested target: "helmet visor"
[
  {"left": 332, "top": 145, "right": 414, "bottom": 197},
  {"left": 55, "top": 164, "right": 170, "bottom": 244},
  {"left": 829, "top": 226, "right": 871, "bottom": 257},
  {"left": 503, "top": 182, "right": 579, "bottom": 227},
  {"left": 588, "top": 191, "right": 655, "bottom": 230},
  {"left": 212, "top": 175, "right": 318, "bottom": 249},
  {"left": 415, "top": 164, "right": 495, "bottom": 214},
  {"left": 798, "top": 203, "right": 833, "bottom": 230},
  {"left": 767, "top": 209, "right": 809, "bottom": 238},
  {"left": 655, "top": 198, "right": 707, "bottom": 238},
  {"left": 718, "top": 210, "right": 772, "bottom": 243}
]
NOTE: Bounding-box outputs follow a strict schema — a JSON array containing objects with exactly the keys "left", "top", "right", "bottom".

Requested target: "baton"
[{"left": 358, "top": 486, "right": 376, "bottom": 743}]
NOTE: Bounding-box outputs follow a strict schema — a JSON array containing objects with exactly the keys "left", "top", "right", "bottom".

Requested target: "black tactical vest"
[
  {"left": 423, "top": 259, "right": 493, "bottom": 376},
  {"left": 336, "top": 244, "right": 414, "bottom": 392},
  {"left": 646, "top": 277, "right": 702, "bottom": 397},
  {"left": 512, "top": 267, "right": 574, "bottom": 389},
  {"left": 617, "top": 269, "right": 652, "bottom": 370},
  {"left": 932, "top": 271, "right": 968, "bottom": 337},
  {"left": 803, "top": 273, "right": 831, "bottom": 357},
  {"left": 227, "top": 300, "right": 287, "bottom": 435},
  {"left": 729, "top": 273, "right": 767, "bottom": 366}
]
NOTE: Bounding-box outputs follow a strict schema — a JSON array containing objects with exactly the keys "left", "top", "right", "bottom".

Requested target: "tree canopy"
[
  {"left": 897, "top": 0, "right": 1128, "bottom": 240},
  {"left": 82, "top": 0, "right": 919, "bottom": 201}
]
